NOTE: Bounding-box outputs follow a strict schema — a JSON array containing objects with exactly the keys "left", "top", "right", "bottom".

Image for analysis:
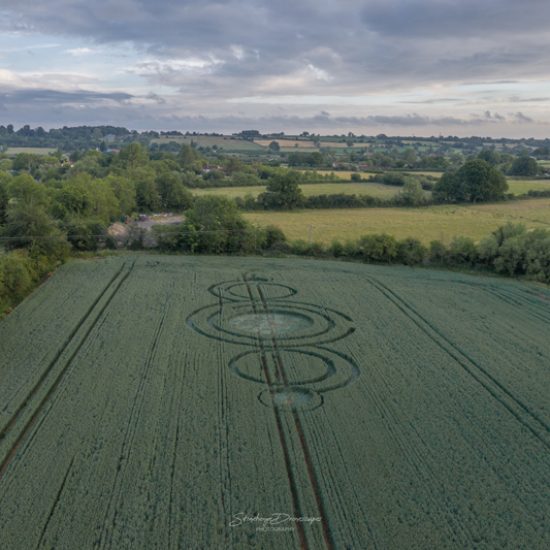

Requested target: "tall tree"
[
  {"left": 434, "top": 160, "right": 508, "bottom": 203},
  {"left": 258, "top": 171, "right": 304, "bottom": 210}
]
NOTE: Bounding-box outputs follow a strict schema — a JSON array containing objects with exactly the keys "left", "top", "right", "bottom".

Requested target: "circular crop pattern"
[
  {"left": 209, "top": 281, "right": 298, "bottom": 302},
  {"left": 229, "top": 348, "right": 336, "bottom": 387},
  {"left": 228, "top": 312, "right": 313, "bottom": 337},
  {"left": 258, "top": 387, "right": 323, "bottom": 411},
  {"left": 188, "top": 274, "right": 359, "bottom": 411},
  {"left": 187, "top": 301, "right": 354, "bottom": 348}
]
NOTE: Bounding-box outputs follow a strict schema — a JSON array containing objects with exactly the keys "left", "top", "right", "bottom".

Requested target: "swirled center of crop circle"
[{"left": 228, "top": 312, "right": 313, "bottom": 337}]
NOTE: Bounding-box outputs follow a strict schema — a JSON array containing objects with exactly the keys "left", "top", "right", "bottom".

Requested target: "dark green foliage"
[
  {"left": 178, "top": 144, "right": 202, "bottom": 169},
  {"left": 0, "top": 175, "right": 8, "bottom": 225},
  {"left": 429, "top": 240, "right": 447, "bottom": 263},
  {"left": 257, "top": 171, "right": 304, "bottom": 210},
  {"left": 477, "top": 148, "right": 501, "bottom": 166},
  {"left": 434, "top": 160, "right": 508, "bottom": 203},
  {"left": 115, "top": 143, "right": 149, "bottom": 171},
  {"left": 287, "top": 152, "right": 324, "bottom": 167},
  {"left": 357, "top": 234, "right": 399, "bottom": 263},
  {"left": 0, "top": 252, "right": 35, "bottom": 305},
  {"left": 395, "top": 181, "right": 428, "bottom": 206},
  {"left": 446, "top": 237, "right": 479, "bottom": 266},
  {"left": 65, "top": 219, "right": 107, "bottom": 251},
  {"left": 3, "top": 203, "right": 69, "bottom": 261},
  {"left": 396, "top": 238, "right": 427, "bottom": 265},
  {"left": 134, "top": 169, "right": 161, "bottom": 211},
  {"left": 510, "top": 156, "right": 539, "bottom": 177},
  {"left": 479, "top": 223, "right": 550, "bottom": 282},
  {"left": 375, "top": 172, "right": 407, "bottom": 186},
  {"left": 179, "top": 196, "right": 258, "bottom": 254},
  {"left": 156, "top": 171, "right": 193, "bottom": 210},
  {"left": 263, "top": 225, "right": 287, "bottom": 250},
  {"left": 302, "top": 194, "right": 382, "bottom": 209}
]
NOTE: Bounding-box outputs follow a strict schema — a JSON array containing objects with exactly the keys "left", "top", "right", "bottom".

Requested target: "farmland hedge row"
[
  {"left": 280, "top": 223, "right": 550, "bottom": 283},
  {"left": 0, "top": 249, "right": 63, "bottom": 314}
]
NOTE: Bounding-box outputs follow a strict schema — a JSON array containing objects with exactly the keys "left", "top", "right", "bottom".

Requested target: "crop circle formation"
[{"left": 187, "top": 275, "right": 359, "bottom": 409}]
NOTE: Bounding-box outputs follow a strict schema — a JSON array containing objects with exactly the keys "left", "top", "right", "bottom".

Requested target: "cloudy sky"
[{"left": 0, "top": 0, "right": 549, "bottom": 137}]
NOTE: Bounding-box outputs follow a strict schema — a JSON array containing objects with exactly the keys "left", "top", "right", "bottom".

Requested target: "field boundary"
[{"left": 0, "top": 261, "right": 135, "bottom": 480}]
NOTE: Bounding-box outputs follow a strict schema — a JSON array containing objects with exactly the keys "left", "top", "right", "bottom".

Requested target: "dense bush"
[{"left": 283, "top": 224, "right": 550, "bottom": 283}]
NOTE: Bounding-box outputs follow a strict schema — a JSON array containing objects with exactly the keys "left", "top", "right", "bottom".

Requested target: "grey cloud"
[
  {"left": 0, "top": 1, "right": 549, "bottom": 136},
  {"left": 2, "top": 0, "right": 550, "bottom": 95},
  {"left": 0, "top": 88, "right": 133, "bottom": 104},
  {"left": 513, "top": 112, "right": 534, "bottom": 123},
  {"left": 361, "top": 0, "right": 550, "bottom": 38}
]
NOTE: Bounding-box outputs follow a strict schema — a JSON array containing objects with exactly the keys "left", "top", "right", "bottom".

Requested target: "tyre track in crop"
[
  {"left": 497, "top": 286, "right": 550, "bottom": 322},
  {"left": 0, "top": 262, "right": 135, "bottom": 482},
  {"left": 96, "top": 296, "right": 169, "bottom": 550},
  {"left": 366, "top": 276, "right": 550, "bottom": 451},
  {"left": 242, "top": 276, "right": 309, "bottom": 550},
  {"left": 215, "top": 333, "right": 234, "bottom": 550},
  {"left": 0, "top": 261, "right": 126, "bottom": 435},
  {"left": 35, "top": 455, "right": 76, "bottom": 549},
  {"left": 256, "top": 284, "right": 336, "bottom": 550},
  {"left": 483, "top": 286, "right": 550, "bottom": 325}
]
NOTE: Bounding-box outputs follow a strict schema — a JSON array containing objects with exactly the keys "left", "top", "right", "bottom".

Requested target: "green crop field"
[
  {"left": 245, "top": 198, "right": 550, "bottom": 244},
  {"left": 4, "top": 147, "right": 57, "bottom": 156},
  {"left": 0, "top": 255, "right": 549, "bottom": 549},
  {"left": 192, "top": 181, "right": 405, "bottom": 200},
  {"left": 507, "top": 178, "right": 550, "bottom": 195}
]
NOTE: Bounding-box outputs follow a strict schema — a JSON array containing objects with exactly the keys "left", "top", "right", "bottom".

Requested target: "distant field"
[
  {"left": 507, "top": 179, "right": 550, "bottom": 195},
  {"left": 192, "top": 182, "right": 406, "bottom": 199},
  {"left": 255, "top": 139, "right": 317, "bottom": 149},
  {"left": 300, "top": 170, "right": 378, "bottom": 180},
  {"left": 301, "top": 170, "right": 443, "bottom": 180},
  {"left": 151, "top": 135, "right": 263, "bottom": 152},
  {"left": 4, "top": 147, "right": 57, "bottom": 156},
  {"left": 244, "top": 198, "right": 550, "bottom": 244},
  {"left": 255, "top": 139, "right": 367, "bottom": 150},
  {"left": 193, "top": 186, "right": 267, "bottom": 199}
]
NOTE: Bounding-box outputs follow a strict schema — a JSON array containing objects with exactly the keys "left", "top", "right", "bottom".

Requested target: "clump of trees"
[
  {"left": 434, "top": 159, "right": 508, "bottom": 203},
  {"left": 509, "top": 156, "right": 539, "bottom": 177},
  {"left": 257, "top": 172, "right": 304, "bottom": 210},
  {"left": 153, "top": 196, "right": 287, "bottom": 255}
]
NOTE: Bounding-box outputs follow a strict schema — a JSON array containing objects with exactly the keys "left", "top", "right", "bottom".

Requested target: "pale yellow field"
[
  {"left": 5, "top": 147, "right": 57, "bottom": 156},
  {"left": 192, "top": 182, "right": 404, "bottom": 199},
  {"left": 244, "top": 199, "right": 550, "bottom": 245}
]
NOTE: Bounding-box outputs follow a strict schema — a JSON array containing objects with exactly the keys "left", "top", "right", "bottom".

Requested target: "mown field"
[
  {"left": 192, "top": 181, "right": 406, "bottom": 200},
  {"left": 0, "top": 255, "right": 549, "bottom": 549},
  {"left": 245, "top": 198, "right": 550, "bottom": 244},
  {"left": 3, "top": 147, "right": 57, "bottom": 156}
]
